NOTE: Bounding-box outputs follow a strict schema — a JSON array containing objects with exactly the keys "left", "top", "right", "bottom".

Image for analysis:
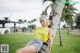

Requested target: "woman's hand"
[{"left": 48, "top": 28, "right": 53, "bottom": 53}]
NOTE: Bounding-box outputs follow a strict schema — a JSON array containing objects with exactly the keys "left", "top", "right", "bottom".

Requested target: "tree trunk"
[
  {"left": 38, "top": 0, "right": 65, "bottom": 53},
  {"left": 59, "top": 22, "right": 62, "bottom": 46},
  {"left": 67, "top": 24, "right": 70, "bottom": 34},
  {"left": 49, "top": 0, "right": 65, "bottom": 47},
  {"left": 67, "top": 27, "right": 70, "bottom": 34}
]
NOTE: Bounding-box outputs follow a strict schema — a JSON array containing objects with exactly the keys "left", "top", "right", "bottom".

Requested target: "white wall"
[{"left": 0, "top": 28, "right": 10, "bottom": 34}]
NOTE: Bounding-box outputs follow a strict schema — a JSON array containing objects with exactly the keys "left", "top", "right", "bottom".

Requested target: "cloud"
[
  {"left": 0, "top": 0, "right": 44, "bottom": 21},
  {"left": 0, "top": 0, "right": 43, "bottom": 13}
]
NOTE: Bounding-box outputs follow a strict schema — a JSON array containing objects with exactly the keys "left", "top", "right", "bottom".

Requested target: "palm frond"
[
  {"left": 71, "top": 1, "right": 79, "bottom": 5},
  {"left": 43, "top": 0, "right": 56, "bottom": 3},
  {"left": 41, "top": 3, "right": 52, "bottom": 15}
]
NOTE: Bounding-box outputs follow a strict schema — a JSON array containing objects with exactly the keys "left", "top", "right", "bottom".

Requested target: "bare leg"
[{"left": 16, "top": 45, "right": 36, "bottom": 53}]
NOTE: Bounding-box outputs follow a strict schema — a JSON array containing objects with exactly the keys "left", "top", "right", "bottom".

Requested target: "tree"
[
  {"left": 41, "top": 3, "right": 52, "bottom": 15},
  {"left": 61, "top": 0, "right": 78, "bottom": 30},
  {"left": 18, "top": 19, "right": 23, "bottom": 24},
  {"left": 28, "top": 19, "right": 37, "bottom": 23},
  {"left": 39, "top": 0, "right": 65, "bottom": 53},
  {"left": 24, "top": 20, "right": 27, "bottom": 23},
  {"left": 2, "top": 17, "right": 10, "bottom": 28},
  {"left": 44, "top": 0, "right": 65, "bottom": 43},
  {"left": 41, "top": 1, "right": 63, "bottom": 46},
  {"left": 28, "top": 24, "right": 36, "bottom": 29},
  {"left": 27, "top": 19, "right": 37, "bottom": 31},
  {"left": 4, "top": 17, "right": 9, "bottom": 21},
  {"left": 76, "top": 13, "right": 80, "bottom": 29},
  {"left": 58, "top": 22, "right": 63, "bottom": 46},
  {"left": 60, "top": 0, "right": 78, "bottom": 34}
]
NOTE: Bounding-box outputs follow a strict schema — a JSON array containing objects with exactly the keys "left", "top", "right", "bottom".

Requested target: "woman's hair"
[{"left": 39, "top": 15, "right": 49, "bottom": 26}]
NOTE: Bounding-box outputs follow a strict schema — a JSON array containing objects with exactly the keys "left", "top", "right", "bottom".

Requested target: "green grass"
[
  {"left": 51, "top": 29, "right": 80, "bottom": 53},
  {"left": 0, "top": 33, "right": 34, "bottom": 53},
  {"left": 0, "top": 29, "right": 80, "bottom": 53}
]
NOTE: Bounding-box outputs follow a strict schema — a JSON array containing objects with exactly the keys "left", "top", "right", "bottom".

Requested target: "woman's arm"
[{"left": 48, "top": 28, "right": 53, "bottom": 52}]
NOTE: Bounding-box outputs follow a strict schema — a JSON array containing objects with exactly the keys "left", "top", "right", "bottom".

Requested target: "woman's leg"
[{"left": 16, "top": 45, "right": 36, "bottom": 53}]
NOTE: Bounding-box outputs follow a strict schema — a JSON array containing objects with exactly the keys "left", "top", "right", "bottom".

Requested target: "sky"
[
  {"left": 0, "top": 0, "right": 44, "bottom": 21},
  {"left": 0, "top": 0, "right": 80, "bottom": 28}
]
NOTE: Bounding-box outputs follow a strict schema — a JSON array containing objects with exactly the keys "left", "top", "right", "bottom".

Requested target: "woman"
[{"left": 16, "top": 15, "right": 52, "bottom": 53}]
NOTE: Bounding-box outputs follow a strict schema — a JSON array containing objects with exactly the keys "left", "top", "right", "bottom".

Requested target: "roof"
[{"left": 0, "top": 20, "right": 19, "bottom": 24}]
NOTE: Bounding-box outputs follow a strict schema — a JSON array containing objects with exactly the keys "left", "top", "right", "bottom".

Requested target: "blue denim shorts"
[{"left": 27, "top": 39, "right": 43, "bottom": 53}]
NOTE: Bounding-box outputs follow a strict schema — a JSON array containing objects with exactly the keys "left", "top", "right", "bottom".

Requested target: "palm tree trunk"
[
  {"left": 59, "top": 22, "right": 62, "bottom": 46},
  {"left": 38, "top": 0, "right": 65, "bottom": 53},
  {"left": 67, "top": 27, "right": 70, "bottom": 34},
  {"left": 67, "top": 24, "right": 70, "bottom": 34},
  {"left": 49, "top": 0, "right": 65, "bottom": 47}
]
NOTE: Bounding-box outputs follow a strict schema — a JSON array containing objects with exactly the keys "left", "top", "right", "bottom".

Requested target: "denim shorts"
[{"left": 27, "top": 39, "right": 43, "bottom": 53}]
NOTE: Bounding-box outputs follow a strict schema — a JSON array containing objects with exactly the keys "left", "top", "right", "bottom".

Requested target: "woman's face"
[{"left": 40, "top": 19, "right": 47, "bottom": 27}]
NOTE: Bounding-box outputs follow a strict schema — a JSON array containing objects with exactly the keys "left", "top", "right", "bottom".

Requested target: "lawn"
[{"left": 0, "top": 29, "right": 80, "bottom": 53}]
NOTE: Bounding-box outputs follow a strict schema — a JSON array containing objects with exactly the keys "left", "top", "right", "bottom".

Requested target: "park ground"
[{"left": 0, "top": 29, "right": 80, "bottom": 53}]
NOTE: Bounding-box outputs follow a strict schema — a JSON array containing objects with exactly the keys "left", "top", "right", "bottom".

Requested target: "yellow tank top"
[{"left": 34, "top": 27, "right": 48, "bottom": 42}]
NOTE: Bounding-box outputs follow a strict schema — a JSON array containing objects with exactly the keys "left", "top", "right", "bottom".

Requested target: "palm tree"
[
  {"left": 61, "top": 0, "right": 78, "bottom": 34},
  {"left": 18, "top": 19, "right": 23, "bottom": 24},
  {"left": 58, "top": 0, "right": 78, "bottom": 46},
  {"left": 24, "top": 20, "right": 27, "bottom": 23},
  {"left": 39, "top": 0, "right": 65, "bottom": 53},
  {"left": 4, "top": 17, "right": 9, "bottom": 21},
  {"left": 58, "top": 22, "right": 63, "bottom": 46},
  {"left": 41, "top": 0, "right": 77, "bottom": 47},
  {"left": 2, "top": 17, "right": 10, "bottom": 28},
  {"left": 27, "top": 19, "right": 37, "bottom": 31},
  {"left": 41, "top": 3, "right": 52, "bottom": 15},
  {"left": 39, "top": 0, "right": 78, "bottom": 52},
  {"left": 41, "top": 2, "right": 63, "bottom": 46},
  {"left": 24, "top": 20, "right": 28, "bottom": 26},
  {"left": 44, "top": 0, "right": 65, "bottom": 43}
]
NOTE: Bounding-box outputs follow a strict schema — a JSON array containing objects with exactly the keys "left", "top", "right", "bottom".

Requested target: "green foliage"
[
  {"left": 24, "top": 20, "right": 27, "bottom": 23},
  {"left": 4, "top": 17, "right": 9, "bottom": 21},
  {"left": 77, "top": 24, "right": 80, "bottom": 29},
  {"left": 76, "top": 14, "right": 80, "bottom": 29},
  {"left": 41, "top": 4, "right": 52, "bottom": 15},
  {"left": 63, "top": 24, "right": 67, "bottom": 28},
  {"left": 28, "top": 24, "right": 36, "bottom": 29},
  {"left": 28, "top": 19, "right": 37, "bottom": 23},
  {"left": 18, "top": 19, "right": 23, "bottom": 24},
  {"left": 61, "top": 0, "right": 78, "bottom": 28}
]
